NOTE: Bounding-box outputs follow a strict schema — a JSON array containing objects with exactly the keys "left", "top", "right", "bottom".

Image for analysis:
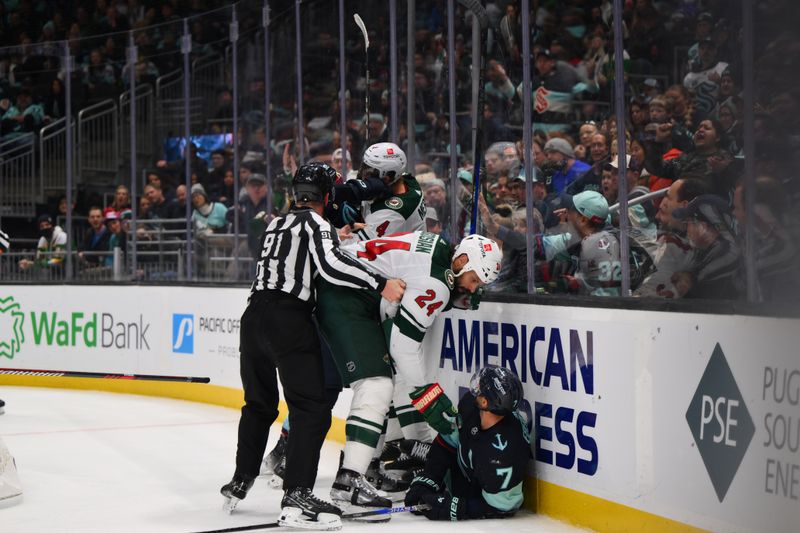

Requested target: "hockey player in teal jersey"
[{"left": 405, "top": 365, "right": 531, "bottom": 521}]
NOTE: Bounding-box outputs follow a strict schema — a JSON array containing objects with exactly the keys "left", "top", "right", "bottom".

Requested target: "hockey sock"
[{"left": 343, "top": 376, "right": 392, "bottom": 474}]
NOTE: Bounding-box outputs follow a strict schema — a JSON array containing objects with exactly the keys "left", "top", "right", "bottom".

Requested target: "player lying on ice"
[{"left": 405, "top": 365, "right": 531, "bottom": 521}]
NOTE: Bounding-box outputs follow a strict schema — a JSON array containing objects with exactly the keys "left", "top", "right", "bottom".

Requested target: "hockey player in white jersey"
[
  {"left": 349, "top": 142, "right": 426, "bottom": 241},
  {"left": 315, "top": 232, "right": 502, "bottom": 518}
]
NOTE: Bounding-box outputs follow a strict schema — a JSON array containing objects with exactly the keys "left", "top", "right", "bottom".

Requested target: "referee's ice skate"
[
  {"left": 279, "top": 487, "right": 342, "bottom": 531},
  {"left": 330, "top": 468, "right": 392, "bottom": 521},
  {"left": 261, "top": 433, "right": 287, "bottom": 475},
  {"left": 268, "top": 455, "right": 285, "bottom": 489},
  {"left": 219, "top": 475, "right": 254, "bottom": 513}
]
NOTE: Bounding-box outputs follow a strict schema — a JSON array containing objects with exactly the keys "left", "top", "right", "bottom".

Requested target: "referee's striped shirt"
[
  {"left": 0, "top": 228, "right": 9, "bottom": 253},
  {"left": 251, "top": 206, "right": 386, "bottom": 302}
]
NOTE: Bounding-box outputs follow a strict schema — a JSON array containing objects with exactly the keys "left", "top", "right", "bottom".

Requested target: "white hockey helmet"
[
  {"left": 361, "top": 142, "right": 407, "bottom": 185},
  {"left": 453, "top": 234, "right": 502, "bottom": 284}
]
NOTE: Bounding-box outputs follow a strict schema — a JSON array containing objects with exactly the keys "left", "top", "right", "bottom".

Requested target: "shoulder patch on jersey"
[
  {"left": 386, "top": 197, "right": 403, "bottom": 210},
  {"left": 596, "top": 237, "right": 610, "bottom": 250},
  {"left": 445, "top": 269, "right": 455, "bottom": 290}
]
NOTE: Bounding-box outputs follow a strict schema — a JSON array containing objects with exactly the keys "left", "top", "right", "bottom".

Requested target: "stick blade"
[{"left": 353, "top": 13, "right": 369, "bottom": 48}]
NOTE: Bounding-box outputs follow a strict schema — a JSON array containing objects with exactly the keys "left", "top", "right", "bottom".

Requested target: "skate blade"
[
  {"left": 278, "top": 509, "right": 342, "bottom": 531},
  {"left": 384, "top": 491, "right": 406, "bottom": 503},
  {"left": 222, "top": 496, "right": 241, "bottom": 514}
]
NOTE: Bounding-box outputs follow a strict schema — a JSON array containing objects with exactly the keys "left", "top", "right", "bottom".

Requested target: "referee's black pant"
[{"left": 234, "top": 290, "right": 331, "bottom": 490}]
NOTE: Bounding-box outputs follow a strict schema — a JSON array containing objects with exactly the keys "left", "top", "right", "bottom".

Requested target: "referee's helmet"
[{"left": 292, "top": 162, "right": 337, "bottom": 203}]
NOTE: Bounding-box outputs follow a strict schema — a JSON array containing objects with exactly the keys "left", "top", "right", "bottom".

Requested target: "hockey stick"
[
  {"left": 191, "top": 504, "right": 429, "bottom": 533},
  {"left": 459, "top": 0, "right": 490, "bottom": 235},
  {"left": 353, "top": 13, "right": 370, "bottom": 147},
  {"left": 0, "top": 368, "right": 210, "bottom": 383}
]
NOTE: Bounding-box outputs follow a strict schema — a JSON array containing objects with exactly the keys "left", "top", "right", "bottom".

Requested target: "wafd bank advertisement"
[{"left": 0, "top": 286, "right": 247, "bottom": 389}]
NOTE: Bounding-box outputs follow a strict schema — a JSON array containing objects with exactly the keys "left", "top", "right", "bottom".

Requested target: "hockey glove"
[
  {"left": 420, "top": 493, "right": 467, "bottom": 521},
  {"left": 404, "top": 476, "right": 442, "bottom": 511},
  {"left": 409, "top": 383, "right": 458, "bottom": 435},
  {"left": 341, "top": 202, "right": 360, "bottom": 226}
]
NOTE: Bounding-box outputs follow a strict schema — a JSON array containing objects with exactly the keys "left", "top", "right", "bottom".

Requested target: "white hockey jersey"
[
  {"left": 354, "top": 175, "right": 426, "bottom": 241},
  {"left": 342, "top": 231, "right": 454, "bottom": 386}
]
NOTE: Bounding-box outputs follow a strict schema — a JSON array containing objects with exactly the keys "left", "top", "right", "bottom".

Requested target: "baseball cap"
[
  {"left": 672, "top": 194, "right": 733, "bottom": 230},
  {"left": 643, "top": 78, "right": 659, "bottom": 89},
  {"left": 246, "top": 173, "right": 267, "bottom": 186},
  {"left": 698, "top": 36, "right": 716, "bottom": 47},
  {"left": 536, "top": 48, "right": 555, "bottom": 60},
  {"left": 561, "top": 191, "right": 609, "bottom": 225},
  {"left": 105, "top": 211, "right": 119, "bottom": 221},
  {"left": 332, "top": 148, "right": 351, "bottom": 162},
  {"left": 457, "top": 169, "right": 473, "bottom": 184},
  {"left": 543, "top": 138, "right": 575, "bottom": 159},
  {"left": 37, "top": 214, "right": 53, "bottom": 226},
  {"left": 697, "top": 12, "right": 714, "bottom": 23}
]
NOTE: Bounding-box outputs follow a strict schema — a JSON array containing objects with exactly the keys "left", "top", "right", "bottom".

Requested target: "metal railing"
[
  {"left": 0, "top": 133, "right": 37, "bottom": 217},
  {"left": 78, "top": 99, "right": 119, "bottom": 183},
  {"left": 2, "top": 248, "right": 125, "bottom": 283},
  {"left": 39, "top": 117, "right": 78, "bottom": 194},
  {"left": 120, "top": 85, "right": 156, "bottom": 170},
  {"left": 155, "top": 69, "right": 186, "bottom": 141},
  {"left": 191, "top": 54, "right": 225, "bottom": 121}
]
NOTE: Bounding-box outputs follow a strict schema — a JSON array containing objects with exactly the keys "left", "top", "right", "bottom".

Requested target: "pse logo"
[
  {"left": 686, "top": 343, "right": 755, "bottom": 502},
  {"left": 172, "top": 314, "right": 194, "bottom": 354}
]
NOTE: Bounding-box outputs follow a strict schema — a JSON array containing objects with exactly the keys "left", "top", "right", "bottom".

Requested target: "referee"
[{"left": 221, "top": 162, "right": 405, "bottom": 530}]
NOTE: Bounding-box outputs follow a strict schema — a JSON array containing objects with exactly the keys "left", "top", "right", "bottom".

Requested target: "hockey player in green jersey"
[
  {"left": 348, "top": 142, "right": 427, "bottom": 241},
  {"left": 316, "top": 232, "right": 503, "bottom": 517}
]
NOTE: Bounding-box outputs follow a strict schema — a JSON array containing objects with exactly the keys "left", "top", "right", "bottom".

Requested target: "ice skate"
[
  {"left": 261, "top": 434, "right": 287, "bottom": 475},
  {"left": 220, "top": 475, "right": 254, "bottom": 513},
  {"left": 268, "top": 455, "right": 286, "bottom": 489},
  {"left": 382, "top": 439, "right": 430, "bottom": 473},
  {"left": 330, "top": 468, "right": 392, "bottom": 522},
  {"left": 278, "top": 487, "right": 342, "bottom": 531},
  {"left": 364, "top": 459, "right": 409, "bottom": 502},
  {"left": 379, "top": 439, "right": 402, "bottom": 463},
  {"left": 0, "top": 398, "right": 5, "bottom": 415}
]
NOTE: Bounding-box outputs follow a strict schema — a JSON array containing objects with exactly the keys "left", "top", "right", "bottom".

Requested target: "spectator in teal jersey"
[{"left": 0, "top": 89, "right": 44, "bottom": 139}]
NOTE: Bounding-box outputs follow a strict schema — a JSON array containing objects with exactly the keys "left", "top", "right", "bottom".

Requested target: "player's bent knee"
[{"left": 351, "top": 376, "right": 393, "bottom": 417}]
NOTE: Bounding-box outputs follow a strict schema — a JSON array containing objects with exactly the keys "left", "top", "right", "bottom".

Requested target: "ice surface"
[{"left": 0, "top": 386, "right": 590, "bottom": 533}]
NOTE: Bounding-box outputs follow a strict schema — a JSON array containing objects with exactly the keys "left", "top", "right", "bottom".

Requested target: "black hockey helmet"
[
  {"left": 292, "top": 162, "right": 336, "bottom": 203},
  {"left": 469, "top": 365, "right": 523, "bottom": 415}
]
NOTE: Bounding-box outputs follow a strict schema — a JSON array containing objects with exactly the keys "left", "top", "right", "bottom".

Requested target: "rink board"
[{"left": 0, "top": 285, "right": 797, "bottom": 533}]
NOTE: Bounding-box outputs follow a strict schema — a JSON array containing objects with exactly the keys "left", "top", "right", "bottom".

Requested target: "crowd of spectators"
[
  {"left": 0, "top": 0, "right": 235, "bottom": 142},
  {"left": 3, "top": 0, "right": 798, "bottom": 301}
]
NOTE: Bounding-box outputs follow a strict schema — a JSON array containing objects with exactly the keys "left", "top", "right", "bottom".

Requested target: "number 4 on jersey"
[
  {"left": 415, "top": 289, "right": 443, "bottom": 316},
  {"left": 356, "top": 238, "right": 411, "bottom": 261}
]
